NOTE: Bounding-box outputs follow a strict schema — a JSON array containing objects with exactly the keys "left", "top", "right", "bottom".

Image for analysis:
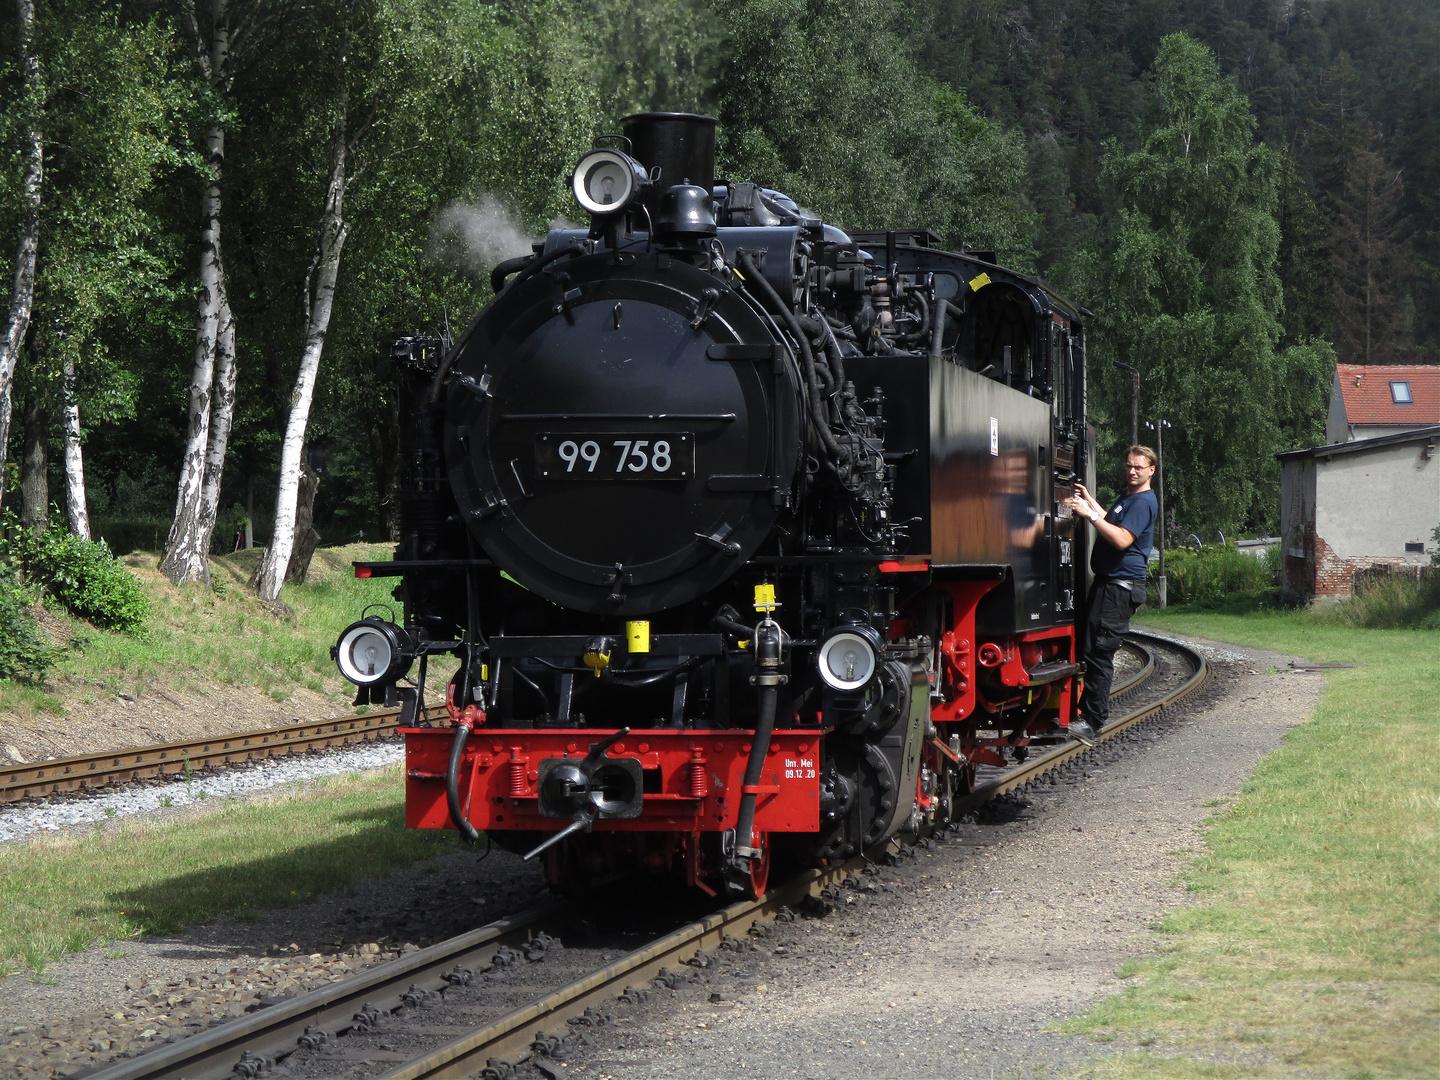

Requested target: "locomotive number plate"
[{"left": 534, "top": 433, "right": 694, "bottom": 479}]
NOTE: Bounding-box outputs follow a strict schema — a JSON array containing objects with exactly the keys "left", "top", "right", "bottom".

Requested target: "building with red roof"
[{"left": 1325, "top": 364, "right": 1440, "bottom": 444}]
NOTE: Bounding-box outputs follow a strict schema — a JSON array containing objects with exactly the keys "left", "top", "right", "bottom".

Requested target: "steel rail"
[
  {"left": 72, "top": 635, "right": 1196, "bottom": 1080},
  {"left": 376, "top": 868, "right": 839, "bottom": 1080},
  {"left": 958, "top": 631, "right": 1206, "bottom": 810},
  {"left": 0, "top": 708, "right": 443, "bottom": 804},
  {"left": 1109, "top": 638, "right": 1155, "bottom": 698},
  {"left": 373, "top": 637, "right": 1193, "bottom": 1080},
  {"left": 81, "top": 898, "right": 573, "bottom": 1080}
]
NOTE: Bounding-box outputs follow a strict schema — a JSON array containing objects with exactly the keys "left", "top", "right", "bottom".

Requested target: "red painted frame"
[{"left": 401, "top": 728, "right": 820, "bottom": 835}]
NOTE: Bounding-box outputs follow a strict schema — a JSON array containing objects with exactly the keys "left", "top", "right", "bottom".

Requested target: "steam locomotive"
[{"left": 333, "top": 113, "right": 1091, "bottom": 897}]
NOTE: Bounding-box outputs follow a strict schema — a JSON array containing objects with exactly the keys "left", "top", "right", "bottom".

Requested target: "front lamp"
[
  {"left": 817, "top": 626, "right": 881, "bottom": 693},
  {"left": 572, "top": 148, "right": 649, "bottom": 216},
  {"left": 333, "top": 618, "right": 412, "bottom": 686}
]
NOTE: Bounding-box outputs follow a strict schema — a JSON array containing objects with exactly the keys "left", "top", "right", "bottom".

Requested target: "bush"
[
  {"left": 0, "top": 564, "right": 53, "bottom": 680},
  {"left": 1150, "top": 542, "right": 1276, "bottom": 605},
  {"left": 3, "top": 518, "right": 149, "bottom": 632},
  {"left": 1317, "top": 569, "right": 1440, "bottom": 630}
]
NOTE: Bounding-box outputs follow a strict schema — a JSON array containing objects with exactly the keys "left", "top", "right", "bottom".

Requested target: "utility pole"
[
  {"left": 1146, "top": 418, "right": 1172, "bottom": 607},
  {"left": 1114, "top": 361, "right": 1140, "bottom": 447}
]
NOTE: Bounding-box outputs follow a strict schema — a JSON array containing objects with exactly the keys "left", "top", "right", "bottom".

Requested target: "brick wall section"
[{"left": 1312, "top": 532, "right": 1424, "bottom": 597}]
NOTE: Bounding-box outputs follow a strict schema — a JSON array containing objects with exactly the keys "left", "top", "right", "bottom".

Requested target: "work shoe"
[{"left": 1068, "top": 719, "right": 1100, "bottom": 747}]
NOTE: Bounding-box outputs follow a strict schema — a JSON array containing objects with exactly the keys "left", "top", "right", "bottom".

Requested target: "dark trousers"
[{"left": 1078, "top": 579, "right": 1142, "bottom": 728}]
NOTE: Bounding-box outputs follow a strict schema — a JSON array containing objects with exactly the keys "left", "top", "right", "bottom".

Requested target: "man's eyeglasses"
[{"left": 1124, "top": 462, "right": 1154, "bottom": 471}]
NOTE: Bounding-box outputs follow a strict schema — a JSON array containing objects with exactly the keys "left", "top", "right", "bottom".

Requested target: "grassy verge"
[
  {"left": 1064, "top": 609, "right": 1440, "bottom": 1079},
  {"left": 0, "top": 766, "right": 460, "bottom": 975},
  {"left": 0, "top": 543, "right": 399, "bottom": 717}
]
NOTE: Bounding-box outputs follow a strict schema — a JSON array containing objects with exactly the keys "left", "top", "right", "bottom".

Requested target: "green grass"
[
  {"left": 1063, "top": 608, "right": 1440, "bottom": 1078},
  {"left": 0, "top": 767, "right": 460, "bottom": 974},
  {"left": 0, "top": 543, "right": 399, "bottom": 717}
]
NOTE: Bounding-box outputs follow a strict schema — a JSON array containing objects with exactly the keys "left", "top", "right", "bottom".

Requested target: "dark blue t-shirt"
[{"left": 1090, "top": 489, "right": 1158, "bottom": 581}]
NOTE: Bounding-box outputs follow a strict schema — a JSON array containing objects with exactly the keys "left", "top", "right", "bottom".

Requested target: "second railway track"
[
  {"left": 0, "top": 708, "right": 438, "bottom": 805},
  {"left": 80, "top": 632, "right": 1205, "bottom": 1080}
]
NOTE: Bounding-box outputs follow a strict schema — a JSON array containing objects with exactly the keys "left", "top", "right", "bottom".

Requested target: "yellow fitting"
[
  {"left": 753, "top": 583, "right": 778, "bottom": 613},
  {"left": 583, "top": 646, "right": 612, "bottom": 678},
  {"left": 626, "top": 620, "right": 650, "bottom": 654}
]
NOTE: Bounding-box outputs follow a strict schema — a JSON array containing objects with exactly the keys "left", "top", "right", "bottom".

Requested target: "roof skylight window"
[{"left": 1390, "top": 381, "right": 1413, "bottom": 404}]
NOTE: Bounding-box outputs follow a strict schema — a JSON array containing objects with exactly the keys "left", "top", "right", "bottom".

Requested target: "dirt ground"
[
  {"left": 0, "top": 633, "right": 1324, "bottom": 1080},
  {"left": 556, "top": 633, "right": 1324, "bottom": 1079}
]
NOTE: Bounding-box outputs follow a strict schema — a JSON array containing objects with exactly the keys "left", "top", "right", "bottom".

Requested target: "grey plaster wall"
[{"left": 1315, "top": 442, "right": 1439, "bottom": 560}]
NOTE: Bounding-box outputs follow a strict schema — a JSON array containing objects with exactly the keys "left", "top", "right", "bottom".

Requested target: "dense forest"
[{"left": 0, "top": 0, "right": 1433, "bottom": 588}]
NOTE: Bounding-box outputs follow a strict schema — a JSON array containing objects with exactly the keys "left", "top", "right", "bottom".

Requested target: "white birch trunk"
[
  {"left": 254, "top": 103, "right": 350, "bottom": 604},
  {"left": 160, "top": 122, "right": 225, "bottom": 586},
  {"left": 162, "top": 0, "right": 232, "bottom": 585},
  {"left": 196, "top": 283, "right": 236, "bottom": 557},
  {"left": 0, "top": 0, "right": 44, "bottom": 509},
  {"left": 61, "top": 356, "right": 90, "bottom": 539}
]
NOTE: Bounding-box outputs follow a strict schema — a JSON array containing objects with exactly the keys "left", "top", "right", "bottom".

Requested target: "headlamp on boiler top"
[{"left": 572, "top": 148, "right": 649, "bottom": 216}]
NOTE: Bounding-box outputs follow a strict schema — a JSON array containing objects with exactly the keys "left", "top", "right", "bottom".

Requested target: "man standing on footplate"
[{"left": 1065, "top": 446, "right": 1159, "bottom": 746}]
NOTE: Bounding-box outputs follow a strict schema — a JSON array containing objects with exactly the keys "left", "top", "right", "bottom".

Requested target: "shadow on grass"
[{"left": 100, "top": 801, "right": 466, "bottom": 945}]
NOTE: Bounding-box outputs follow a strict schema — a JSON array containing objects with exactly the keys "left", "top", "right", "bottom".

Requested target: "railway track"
[
  {"left": 0, "top": 708, "right": 437, "bottom": 805},
  {"left": 80, "top": 633, "right": 1203, "bottom": 1080}
]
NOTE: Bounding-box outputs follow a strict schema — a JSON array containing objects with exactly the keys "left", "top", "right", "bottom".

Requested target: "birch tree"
[
  {"left": 195, "top": 284, "right": 235, "bottom": 555},
  {"left": 253, "top": 93, "right": 350, "bottom": 603},
  {"left": 60, "top": 356, "right": 87, "bottom": 537},
  {"left": 162, "top": 0, "right": 278, "bottom": 585},
  {"left": 0, "top": 0, "right": 44, "bottom": 508}
]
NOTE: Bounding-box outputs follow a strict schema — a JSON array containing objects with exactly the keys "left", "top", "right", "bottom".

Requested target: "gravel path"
[
  {"left": 554, "top": 633, "right": 1322, "bottom": 1079},
  {"left": 0, "top": 632, "right": 1321, "bottom": 1080}
]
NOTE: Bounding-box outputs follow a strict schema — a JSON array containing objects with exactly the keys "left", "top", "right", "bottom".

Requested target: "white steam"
[{"left": 428, "top": 196, "right": 581, "bottom": 276}]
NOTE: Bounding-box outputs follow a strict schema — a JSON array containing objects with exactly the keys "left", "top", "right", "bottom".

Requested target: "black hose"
[
  {"left": 929, "top": 289, "right": 947, "bottom": 360},
  {"left": 728, "top": 619, "right": 784, "bottom": 882},
  {"left": 731, "top": 683, "right": 778, "bottom": 866},
  {"left": 446, "top": 721, "right": 482, "bottom": 844},
  {"left": 490, "top": 255, "right": 532, "bottom": 295},
  {"left": 930, "top": 296, "right": 966, "bottom": 361},
  {"left": 737, "top": 251, "right": 849, "bottom": 467},
  {"left": 798, "top": 315, "right": 847, "bottom": 397},
  {"left": 907, "top": 293, "right": 931, "bottom": 345}
]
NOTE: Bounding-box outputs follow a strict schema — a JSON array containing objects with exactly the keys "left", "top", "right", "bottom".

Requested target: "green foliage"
[
  {"left": 1072, "top": 35, "right": 1333, "bottom": 536},
  {"left": 0, "top": 564, "right": 54, "bottom": 681},
  {"left": 1151, "top": 543, "right": 1276, "bottom": 605},
  {"left": 3, "top": 519, "right": 149, "bottom": 632},
  {"left": 713, "top": 0, "right": 1034, "bottom": 265}
]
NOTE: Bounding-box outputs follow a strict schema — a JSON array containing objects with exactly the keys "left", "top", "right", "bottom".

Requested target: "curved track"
[{"left": 80, "top": 633, "right": 1204, "bottom": 1080}]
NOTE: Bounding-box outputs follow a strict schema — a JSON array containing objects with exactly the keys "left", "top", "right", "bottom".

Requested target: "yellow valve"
[
  {"left": 753, "top": 583, "right": 778, "bottom": 613},
  {"left": 626, "top": 620, "right": 650, "bottom": 654},
  {"left": 968, "top": 272, "right": 992, "bottom": 291},
  {"left": 582, "top": 636, "right": 613, "bottom": 678}
]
